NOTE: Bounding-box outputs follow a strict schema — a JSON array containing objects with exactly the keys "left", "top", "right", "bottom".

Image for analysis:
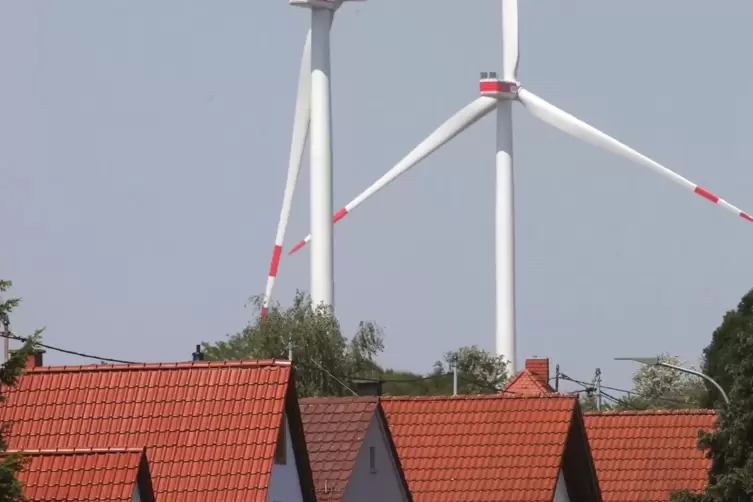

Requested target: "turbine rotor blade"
[
  {"left": 502, "top": 0, "right": 520, "bottom": 81},
  {"left": 517, "top": 88, "right": 753, "bottom": 223},
  {"left": 288, "top": 96, "right": 498, "bottom": 255},
  {"left": 262, "top": 30, "right": 312, "bottom": 319}
]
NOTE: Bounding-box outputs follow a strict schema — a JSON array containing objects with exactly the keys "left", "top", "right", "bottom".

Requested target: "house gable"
[
  {"left": 554, "top": 470, "right": 570, "bottom": 502},
  {"left": 341, "top": 407, "right": 411, "bottom": 502},
  {"left": 560, "top": 404, "right": 601, "bottom": 502},
  {"left": 268, "top": 380, "right": 317, "bottom": 502},
  {"left": 1, "top": 359, "right": 316, "bottom": 502},
  {"left": 268, "top": 413, "right": 304, "bottom": 502},
  {"left": 11, "top": 448, "right": 155, "bottom": 502},
  {"left": 381, "top": 394, "right": 595, "bottom": 502},
  {"left": 299, "top": 396, "right": 408, "bottom": 502},
  {"left": 584, "top": 409, "right": 715, "bottom": 501}
]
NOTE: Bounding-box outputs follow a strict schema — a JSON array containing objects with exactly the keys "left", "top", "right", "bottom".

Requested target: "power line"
[
  {"left": 308, "top": 359, "right": 358, "bottom": 396},
  {"left": 558, "top": 373, "right": 693, "bottom": 409},
  {"left": 0, "top": 332, "right": 138, "bottom": 365}
]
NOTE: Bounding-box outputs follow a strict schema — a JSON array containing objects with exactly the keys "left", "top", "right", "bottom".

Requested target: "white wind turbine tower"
[
  {"left": 262, "top": 0, "right": 363, "bottom": 320},
  {"left": 285, "top": 0, "right": 753, "bottom": 372}
]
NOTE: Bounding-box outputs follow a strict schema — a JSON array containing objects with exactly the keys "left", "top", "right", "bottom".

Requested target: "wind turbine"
[
  {"left": 262, "top": 0, "right": 363, "bottom": 320},
  {"left": 284, "top": 0, "right": 752, "bottom": 372}
]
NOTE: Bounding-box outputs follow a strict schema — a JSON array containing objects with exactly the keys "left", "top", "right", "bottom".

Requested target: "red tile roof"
[
  {"left": 300, "top": 396, "right": 379, "bottom": 501},
  {"left": 502, "top": 359, "right": 556, "bottom": 395},
  {"left": 584, "top": 409, "right": 716, "bottom": 502},
  {"left": 381, "top": 394, "right": 600, "bottom": 502},
  {"left": 502, "top": 368, "right": 555, "bottom": 394},
  {"left": 12, "top": 447, "right": 154, "bottom": 502},
  {"left": 1, "top": 359, "right": 316, "bottom": 502}
]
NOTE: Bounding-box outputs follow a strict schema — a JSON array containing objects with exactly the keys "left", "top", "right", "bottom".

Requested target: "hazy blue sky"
[{"left": 2, "top": 1, "right": 752, "bottom": 392}]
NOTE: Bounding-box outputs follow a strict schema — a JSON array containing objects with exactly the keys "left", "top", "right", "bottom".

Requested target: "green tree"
[
  {"left": 433, "top": 345, "right": 509, "bottom": 394},
  {"left": 629, "top": 353, "right": 705, "bottom": 409},
  {"left": 701, "top": 289, "right": 753, "bottom": 408},
  {"left": 379, "top": 346, "right": 508, "bottom": 396},
  {"left": 0, "top": 280, "right": 39, "bottom": 502},
  {"left": 202, "top": 292, "right": 385, "bottom": 397},
  {"left": 670, "top": 329, "right": 753, "bottom": 502}
]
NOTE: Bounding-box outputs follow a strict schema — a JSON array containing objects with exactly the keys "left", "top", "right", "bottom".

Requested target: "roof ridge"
[
  {"left": 6, "top": 447, "right": 145, "bottom": 455},
  {"left": 380, "top": 393, "right": 576, "bottom": 402},
  {"left": 585, "top": 408, "right": 717, "bottom": 416},
  {"left": 300, "top": 396, "right": 378, "bottom": 404},
  {"left": 25, "top": 358, "right": 292, "bottom": 374}
]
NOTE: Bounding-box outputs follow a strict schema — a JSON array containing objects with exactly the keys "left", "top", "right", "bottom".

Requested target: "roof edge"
[
  {"left": 585, "top": 408, "right": 717, "bottom": 417},
  {"left": 376, "top": 402, "right": 414, "bottom": 502},
  {"left": 23, "top": 358, "right": 293, "bottom": 374},
  {"left": 285, "top": 369, "right": 318, "bottom": 502},
  {"left": 560, "top": 402, "right": 602, "bottom": 502},
  {"left": 6, "top": 447, "right": 145, "bottom": 455},
  {"left": 379, "top": 393, "right": 578, "bottom": 402}
]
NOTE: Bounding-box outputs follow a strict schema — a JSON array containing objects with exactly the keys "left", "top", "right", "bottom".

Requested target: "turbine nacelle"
[{"left": 479, "top": 72, "right": 519, "bottom": 99}]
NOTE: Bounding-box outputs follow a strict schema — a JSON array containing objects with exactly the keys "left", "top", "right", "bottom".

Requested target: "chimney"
[
  {"left": 525, "top": 358, "right": 550, "bottom": 385},
  {"left": 10, "top": 349, "right": 45, "bottom": 370},
  {"left": 191, "top": 344, "right": 204, "bottom": 361},
  {"left": 352, "top": 379, "right": 382, "bottom": 396}
]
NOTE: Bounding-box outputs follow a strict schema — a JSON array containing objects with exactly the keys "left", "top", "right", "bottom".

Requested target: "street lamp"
[{"left": 615, "top": 356, "right": 730, "bottom": 406}]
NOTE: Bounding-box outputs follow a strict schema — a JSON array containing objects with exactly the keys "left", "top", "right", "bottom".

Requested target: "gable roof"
[
  {"left": 584, "top": 409, "right": 716, "bottom": 502},
  {"left": 12, "top": 447, "right": 154, "bottom": 502},
  {"left": 502, "top": 358, "right": 556, "bottom": 395},
  {"left": 502, "top": 368, "right": 555, "bottom": 394},
  {"left": 300, "top": 396, "right": 378, "bottom": 501},
  {"left": 1, "top": 359, "right": 316, "bottom": 502},
  {"left": 381, "top": 394, "right": 600, "bottom": 502}
]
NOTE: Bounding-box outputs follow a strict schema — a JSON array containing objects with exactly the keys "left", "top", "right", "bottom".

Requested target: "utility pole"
[
  {"left": 595, "top": 368, "right": 602, "bottom": 411},
  {"left": 288, "top": 335, "right": 294, "bottom": 362},
  {"left": 554, "top": 364, "right": 560, "bottom": 392},
  {"left": 451, "top": 356, "right": 458, "bottom": 396},
  {"left": 2, "top": 320, "right": 9, "bottom": 363}
]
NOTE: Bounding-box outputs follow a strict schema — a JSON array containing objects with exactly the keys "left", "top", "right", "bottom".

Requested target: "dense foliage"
[
  {"left": 202, "top": 292, "right": 508, "bottom": 397},
  {"left": 701, "top": 289, "right": 753, "bottom": 409},
  {"left": 670, "top": 288, "right": 753, "bottom": 502}
]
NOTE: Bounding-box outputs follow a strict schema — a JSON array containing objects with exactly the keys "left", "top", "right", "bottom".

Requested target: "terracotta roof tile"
[
  {"left": 300, "top": 396, "right": 378, "bottom": 501},
  {"left": 12, "top": 448, "right": 152, "bottom": 502},
  {"left": 381, "top": 394, "right": 578, "bottom": 502},
  {"left": 584, "top": 409, "right": 716, "bottom": 502},
  {"left": 1, "top": 359, "right": 303, "bottom": 502},
  {"left": 502, "top": 368, "right": 555, "bottom": 395}
]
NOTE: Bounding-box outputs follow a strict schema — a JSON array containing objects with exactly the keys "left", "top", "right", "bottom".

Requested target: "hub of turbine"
[{"left": 479, "top": 72, "right": 518, "bottom": 99}]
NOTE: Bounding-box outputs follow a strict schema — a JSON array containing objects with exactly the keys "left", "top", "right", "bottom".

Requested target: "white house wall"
[
  {"left": 553, "top": 469, "right": 570, "bottom": 502},
  {"left": 131, "top": 483, "right": 142, "bottom": 502},
  {"left": 342, "top": 413, "right": 409, "bottom": 502},
  {"left": 267, "top": 414, "right": 304, "bottom": 502}
]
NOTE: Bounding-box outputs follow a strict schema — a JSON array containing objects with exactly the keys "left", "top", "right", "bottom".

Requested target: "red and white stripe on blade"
[
  {"left": 262, "top": 31, "right": 312, "bottom": 321},
  {"left": 517, "top": 88, "right": 753, "bottom": 223},
  {"left": 502, "top": 0, "right": 519, "bottom": 81},
  {"left": 288, "top": 96, "right": 498, "bottom": 255}
]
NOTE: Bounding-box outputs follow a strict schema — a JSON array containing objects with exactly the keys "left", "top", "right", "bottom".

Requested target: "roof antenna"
[{"left": 192, "top": 344, "right": 204, "bottom": 361}]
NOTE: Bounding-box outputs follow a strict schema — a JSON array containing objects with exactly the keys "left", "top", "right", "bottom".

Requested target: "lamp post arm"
[{"left": 659, "top": 362, "right": 730, "bottom": 406}]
